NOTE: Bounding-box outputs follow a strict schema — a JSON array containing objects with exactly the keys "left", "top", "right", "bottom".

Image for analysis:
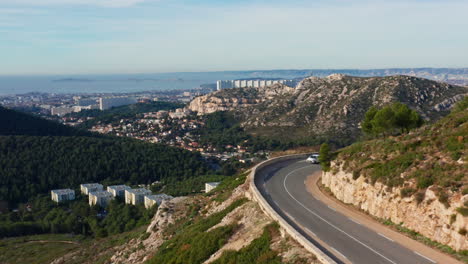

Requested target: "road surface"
[{"left": 256, "top": 158, "right": 439, "bottom": 264}]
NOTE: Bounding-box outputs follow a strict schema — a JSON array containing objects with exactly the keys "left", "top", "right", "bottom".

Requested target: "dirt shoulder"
[{"left": 305, "top": 171, "right": 464, "bottom": 264}]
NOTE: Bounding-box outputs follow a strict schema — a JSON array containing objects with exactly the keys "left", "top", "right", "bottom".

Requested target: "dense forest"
[
  {"left": 0, "top": 106, "right": 90, "bottom": 136},
  {"left": 0, "top": 106, "right": 211, "bottom": 206},
  {"left": 71, "top": 101, "right": 183, "bottom": 128},
  {"left": 0, "top": 136, "right": 210, "bottom": 204}
]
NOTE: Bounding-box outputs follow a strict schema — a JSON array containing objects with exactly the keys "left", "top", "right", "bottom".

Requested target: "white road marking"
[
  {"left": 348, "top": 218, "right": 362, "bottom": 225},
  {"left": 328, "top": 205, "right": 337, "bottom": 211},
  {"left": 378, "top": 233, "right": 394, "bottom": 242},
  {"left": 414, "top": 251, "right": 437, "bottom": 263},
  {"left": 282, "top": 165, "right": 397, "bottom": 264},
  {"left": 331, "top": 247, "right": 348, "bottom": 260}
]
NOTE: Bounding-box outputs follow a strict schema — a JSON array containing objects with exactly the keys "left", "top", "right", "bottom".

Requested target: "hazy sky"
[{"left": 1, "top": 0, "right": 467, "bottom": 75}]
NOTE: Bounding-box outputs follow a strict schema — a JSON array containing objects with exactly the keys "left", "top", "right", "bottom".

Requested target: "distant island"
[{"left": 53, "top": 78, "right": 95, "bottom": 82}]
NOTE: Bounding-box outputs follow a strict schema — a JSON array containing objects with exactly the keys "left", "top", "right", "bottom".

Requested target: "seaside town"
[{"left": 0, "top": 86, "right": 267, "bottom": 163}]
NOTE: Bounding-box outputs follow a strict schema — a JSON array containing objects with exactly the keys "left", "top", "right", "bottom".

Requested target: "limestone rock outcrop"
[
  {"left": 188, "top": 75, "right": 468, "bottom": 142},
  {"left": 322, "top": 164, "right": 468, "bottom": 251}
]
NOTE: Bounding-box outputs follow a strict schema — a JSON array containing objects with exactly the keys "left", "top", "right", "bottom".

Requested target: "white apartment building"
[
  {"left": 99, "top": 96, "right": 137, "bottom": 110},
  {"left": 205, "top": 182, "right": 221, "bottom": 193},
  {"left": 107, "top": 185, "right": 131, "bottom": 197},
  {"left": 80, "top": 183, "right": 103, "bottom": 195},
  {"left": 51, "top": 106, "right": 74, "bottom": 116},
  {"left": 144, "top": 194, "right": 173, "bottom": 209},
  {"left": 89, "top": 191, "right": 114, "bottom": 207},
  {"left": 216, "top": 79, "right": 297, "bottom": 90},
  {"left": 51, "top": 189, "right": 75, "bottom": 203},
  {"left": 125, "top": 188, "right": 152, "bottom": 205}
]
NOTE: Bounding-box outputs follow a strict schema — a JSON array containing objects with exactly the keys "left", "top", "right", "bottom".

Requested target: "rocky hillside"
[
  {"left": 189, "top": 75, "right": 467, "bottom": 143},
  {"left": 48, "top": 171, "right": 320, "bottom": 264},
  {"left": 322, "top": 98, "right": 467, "bottom": 253}
]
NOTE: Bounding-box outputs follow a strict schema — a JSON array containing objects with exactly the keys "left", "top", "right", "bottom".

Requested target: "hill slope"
[
  {"left": 189, "top": 75, "right": 467, "bottom": 144},
  {"left": 0, "top": 106, "right": 90, "bottom": 136},
  {"left": 322, "top": 97, "right": 467, "bottom": 252},
  {"left": 37, "top": 172, "right": 320, "bottom": 264},
  {"left": 0, "top": 107, "right": 209, "bottom": 205}
]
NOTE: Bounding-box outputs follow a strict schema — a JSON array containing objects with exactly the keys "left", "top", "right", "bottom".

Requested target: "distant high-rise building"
[
  {"left": 216, "top": 79, "right": 297, "bottom": 90},
  {"left": 99, "top": 96, "right": 137, "bottom": 110}
]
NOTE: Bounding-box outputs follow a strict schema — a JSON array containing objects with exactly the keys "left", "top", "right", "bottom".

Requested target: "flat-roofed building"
[
  {"left": 51, "top": 189, "right": 75, "bottom": 203},
  {"left": 51, "top": 106, "right": 74, "bottom": 116},
  {"left": 205, "top": 182, "right": 221, "bottom": 193},
  {"left": 99, "top": 96, "right": 137, "bottom": 110},
  {"left": 144, "top": 194, "right": 173, "bottom": 209},
  {"left": 215, "top": 79, "right": 297, "bottom": 90},
  {"left": 80, "top": 183, "right": 103, "bottom": 195},
  {"left": 89, "top": 191, "right": 114, "bottom": 207},
  {"left": 107, "top": 185, "right": 131, "bottom": 197},
  {"left": 125, "top": 188, "right": 152, "bottom": 205}
]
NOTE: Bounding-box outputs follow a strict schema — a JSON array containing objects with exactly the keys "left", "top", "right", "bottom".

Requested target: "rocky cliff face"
[
  {"left": 188, "top": 75, "right": 467, "bottom": 141},
  {"left": 322, "top": 164, "right": 467, "bottom": 251},
  {"left": 110, "top": 197, "right": 189, "bottom": 264},
  {"left": 107, "top": 176, "right": 319, "bottom": 264},
  {"left": 189, "top": 83, "right": 295, "bottom": 115}
]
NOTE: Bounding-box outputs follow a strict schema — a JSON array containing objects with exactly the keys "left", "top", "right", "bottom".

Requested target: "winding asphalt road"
[{"left": 256, "top": 157, "right": 438, "bottom": 264}]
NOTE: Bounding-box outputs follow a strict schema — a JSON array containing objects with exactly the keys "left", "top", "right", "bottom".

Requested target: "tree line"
[
  {"left": 0, "top": 195, "right": 156, "bottom": 238},
  {"left": 0, "top": 135, "right": 210, "bottom": 206}
]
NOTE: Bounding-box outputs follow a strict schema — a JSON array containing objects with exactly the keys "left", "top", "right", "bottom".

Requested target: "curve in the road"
[{"left": 256, "top": 157, "right": 437, "bottom": 264}]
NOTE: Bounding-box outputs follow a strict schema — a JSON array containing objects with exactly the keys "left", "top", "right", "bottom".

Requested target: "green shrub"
[
  {"left": 352, "top": 170, "right": 361, "bottom": 180},
  {"left": 450, "top": 214, "right": 457, "bottom": 225},
  {"left": 463, "top": 188, "right": 468, "bottom": 195},
  {"left": 415, "top": 192, "right": 425, "bottom": 204},
  {"left": 212, "top": 223, "right": 282, "bottom": 264},
  {"left": 458, "top": 228, "right": 467, "bottom": 236},
  {"left": 400, "top": 187, "right": 416, "bottom": 198},
  {"left": 456, "top": 207, "right": 468, "bottom": 217},
  {"left": 417, "top": 176, "right": 434, "bottom": 189},
  {"left": 319, "top": 143, "right": 331, "bottom": 172},
  {"left": 437, "top": 191, "right": 450, "bottom": 207},
  {"left": 147, "top": 198, "right": 247, "bottom": 264}
]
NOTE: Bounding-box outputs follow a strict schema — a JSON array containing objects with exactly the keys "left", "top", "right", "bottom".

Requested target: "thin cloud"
[{"left": 0, "top": 0, "right": 154, "bottom": 7}]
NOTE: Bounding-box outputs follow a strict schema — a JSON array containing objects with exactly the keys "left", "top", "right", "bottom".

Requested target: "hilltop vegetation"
[
  {"left": 361, "top": 102, "right": 423, "bottom": 137},
  {"left": 336, "top": 97, "right": 467, "bottom": 197}
]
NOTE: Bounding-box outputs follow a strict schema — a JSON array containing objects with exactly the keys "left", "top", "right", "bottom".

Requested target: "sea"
[{"left": 0, "top": 71, "right": 311, "bottom": 96}]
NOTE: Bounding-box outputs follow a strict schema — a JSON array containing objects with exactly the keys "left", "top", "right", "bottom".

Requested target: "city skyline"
[{"left": 1, "top": 0, "right": 468, "bottom": 75}]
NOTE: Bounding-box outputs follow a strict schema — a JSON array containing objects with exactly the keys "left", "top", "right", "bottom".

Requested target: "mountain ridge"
[{"left": 189, "top": 75, "right": 468, "bottom": 144}]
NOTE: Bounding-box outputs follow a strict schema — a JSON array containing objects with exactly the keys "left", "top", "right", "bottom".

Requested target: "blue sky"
[{"left": 0, "top": 0, "right": 467, "bottom": 75}]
